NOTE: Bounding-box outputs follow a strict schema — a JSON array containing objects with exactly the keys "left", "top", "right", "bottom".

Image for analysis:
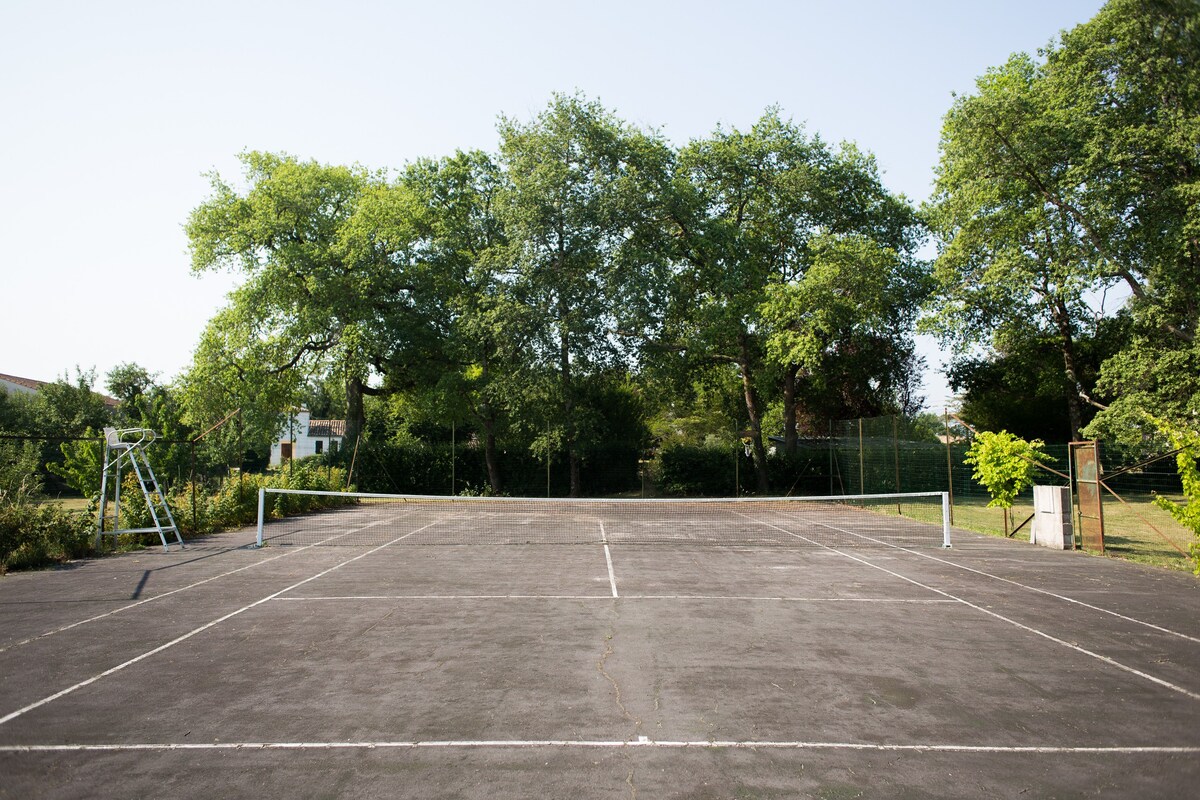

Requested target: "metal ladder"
[{"left": 96, "top": 427, "right": 183, "bottom": 552}]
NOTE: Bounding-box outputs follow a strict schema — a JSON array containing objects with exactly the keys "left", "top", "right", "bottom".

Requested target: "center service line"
[{"left": 599, "top": 521, "right": 619, "bottom": 598}]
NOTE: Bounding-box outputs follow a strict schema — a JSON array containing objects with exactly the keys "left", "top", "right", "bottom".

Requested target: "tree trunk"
[
  {"left": 782, "top": 363, "right": 799, "bottom": 456},
  {"left": 559, "top": 321, "right": 581, "bottom": 498},
  {"left": 1050, "top": 300, "right": 1085, "bottom": 441},
  {"left": 345, "top": 375, "right": 366, "bottom": 448},
  {"left": 478, "top": 353, "right": 503, "bottom": 494},
  {"left": 738, "top": 333, "right": 771, "bottom": 494},
  {"left": 481, "top": 411, "right": 502, "bottom": 494}
]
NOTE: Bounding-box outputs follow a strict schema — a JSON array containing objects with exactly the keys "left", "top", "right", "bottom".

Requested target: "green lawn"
[
  {"left": 945, "top": 493, "right": 1197, "bottom": 573},
  {"left": 47, "top": 497, "right": 91, "bottom": 512}
]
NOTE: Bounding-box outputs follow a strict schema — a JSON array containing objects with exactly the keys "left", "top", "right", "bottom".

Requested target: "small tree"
[
  {"left": 1152, "top": 422, "right": 1200, "bottom": 574},
  {"left": 964, "top": 430, "right": 1049, "bottom": 535}
]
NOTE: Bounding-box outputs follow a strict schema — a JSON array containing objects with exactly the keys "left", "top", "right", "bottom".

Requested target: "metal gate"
[{"left": 1070, "top": 441, "right": 1105, "bottom": 552}]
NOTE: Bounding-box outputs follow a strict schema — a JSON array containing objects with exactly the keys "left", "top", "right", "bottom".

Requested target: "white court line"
[
  {"left": 0, "top": 518, "right": 443, "bottom": 729},
  {"left": 0, "top": 519, "right": 401, "bottom": 655},
  {"left": 3, "top": 740, "right": 1198, "bottom": 754},
  {"left": 599, "top": 521, "right": 619, "bottom": 598},
  {"left": 875, "top": 541, "right": 1200, "bottom": 646},
  {"left": 272, "top": 594, "right": 956, "bottom": 603},
  {"left": 739, "top": 512, "right": 1200, "bottom": 703},
  {"left": 777, "top": 514, "right": 1200, "bottom": 646}
]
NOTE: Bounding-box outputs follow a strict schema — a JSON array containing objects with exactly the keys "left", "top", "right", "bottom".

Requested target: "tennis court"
[{"left": 1, "top": 492, "right": 1198, "bottom": 798}]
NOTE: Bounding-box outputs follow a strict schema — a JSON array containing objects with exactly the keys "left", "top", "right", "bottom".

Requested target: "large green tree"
[
  {"left": 364, "top": 150, "right": 523, "bottom": 492},
  {"left": 928, "top": 0, "right": 1200, "bottom": 442},
  {"left": 925, "top": 53, "right": 1105, "bottom": 440},
  {"left": 654, "top": 111, "right": 923, "bottom": 491},
  {"left": 186, "top": 152, "right": 399, "bottom": 445},
  {"left": 495, "top": 94, "right": 668, "bottom": 496}
]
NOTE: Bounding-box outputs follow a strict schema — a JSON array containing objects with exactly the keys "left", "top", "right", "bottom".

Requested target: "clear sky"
[{"left": 0, "top": 0, "right": 1106, "bottom": 409}]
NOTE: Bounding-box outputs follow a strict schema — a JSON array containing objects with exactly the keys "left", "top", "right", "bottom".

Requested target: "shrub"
[
  {"left": 168, "top": 459, "right": 353, "bottom": 537},
  {"left": 657, "top": 444, "right": 742, "bottom": 496},
  {"left": 1151, "top": 422, "right": 1200, "bottom": 574},
  {"left": 0, "top": 479, "right": 92, "bottom": 574},
  {"left": 963, "top": 430, "right": 1049, "bottom": 534}
]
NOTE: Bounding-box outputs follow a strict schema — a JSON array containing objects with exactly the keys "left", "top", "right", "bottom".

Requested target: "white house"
[{"left": 269, "top": 408, "right": 348, "bottom": 466}]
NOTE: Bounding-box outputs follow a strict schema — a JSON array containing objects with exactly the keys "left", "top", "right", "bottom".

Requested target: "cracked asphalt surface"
[{"left": 1, "top": 520, "right": 1199, "bottom": 798}]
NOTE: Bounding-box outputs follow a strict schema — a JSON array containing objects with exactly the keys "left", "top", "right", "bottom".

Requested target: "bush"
[
  {"left": 657, "top": 444, "right": 742, "bottom": 496},
  {"left": 1151, "top": 422, "right": 1200, "bottom": 574},
  {"left": 169, "top": 459, "right": 353, "bottom": 537},
  {"left": 0, "top": 480, "right": 92, "bottom": 574}
]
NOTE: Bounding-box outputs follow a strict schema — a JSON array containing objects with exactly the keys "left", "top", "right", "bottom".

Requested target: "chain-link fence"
[{"left": 4, "top": 414, "right": 1195, "bottom": 569}]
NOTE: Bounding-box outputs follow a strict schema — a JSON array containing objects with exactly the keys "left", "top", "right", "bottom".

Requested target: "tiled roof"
[
  {"left": 0, "top": 373, "right": 44, "bottom": 391},
  {"left": 308, "top": 419, "right": 347, "bottom": 437},
  {"left": 0, "top": 372, "right": 121, "bottom": 407}
]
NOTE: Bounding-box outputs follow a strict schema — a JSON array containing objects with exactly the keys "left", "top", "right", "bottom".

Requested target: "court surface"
[{"left": 1, "top": 505, "right": 1199, "bottom": 798}]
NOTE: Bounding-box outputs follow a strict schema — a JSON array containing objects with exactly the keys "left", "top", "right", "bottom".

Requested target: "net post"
[
  {"left": 256, "top": 487, "right": 266, "bottom": 547},
  {"left": 941, "top": 491, "right": 952, "bottom": 548}
]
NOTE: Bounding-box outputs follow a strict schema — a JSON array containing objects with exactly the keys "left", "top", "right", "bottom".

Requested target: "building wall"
[
  {"left": 0, "top": 376, "right": 42, "bottom": 397},
  {"left": 269, "top": 409, "right": 345, "bottom": 466}
]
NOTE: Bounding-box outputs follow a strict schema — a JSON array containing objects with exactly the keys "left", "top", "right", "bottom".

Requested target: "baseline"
[{"left": 4, "top": 739, "right": 1199, "bottom": 754}]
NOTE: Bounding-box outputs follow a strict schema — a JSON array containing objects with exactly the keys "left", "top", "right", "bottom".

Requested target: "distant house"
[
  {"left": 0, "top": 373, "right": 41, "bottom": 398},
  {"left": 0, "top": 372, "right": 120, "bottom": 408},
  {"left": 269, "top": 408, "right": 347, "bottom": 466}
]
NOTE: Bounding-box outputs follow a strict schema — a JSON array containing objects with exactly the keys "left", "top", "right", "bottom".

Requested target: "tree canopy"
[
  {"left": 170, "top": 2, "right": 1199, "bottom": 497},
  {"left": 927, "top": 0, "right": 1200, "bottom": 443}
]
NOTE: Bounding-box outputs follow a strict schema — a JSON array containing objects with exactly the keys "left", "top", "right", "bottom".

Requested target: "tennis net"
[{"left": 255, "top": 489, "right": 952, "bottom": 548}]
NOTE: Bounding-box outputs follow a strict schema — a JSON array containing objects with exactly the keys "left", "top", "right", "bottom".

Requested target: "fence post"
[
  {"left": 735, "top": 436, "right": 740, "bottom": 498},
  {"left": 237, "top": 410, "right": 244, "bottom": 504},
  {"left": 828, "top": 419, "right": 834, "bottom": 495},
  {"left": 190, "top": 439, "right": 197, "bottom": 534},
  {"left": 893, "top": 415, "right": 901, "bottom": 493},
  {"left": 858, "top": 418, "right": 865, "bottom": 494},
  {"left": 944, "top": 409, "right": 955, "bottom": 525}
]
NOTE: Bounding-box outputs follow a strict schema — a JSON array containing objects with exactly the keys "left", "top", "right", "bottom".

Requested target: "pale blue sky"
[{"left": 0, "top": 0, "right": 1105, "bottom": 408}]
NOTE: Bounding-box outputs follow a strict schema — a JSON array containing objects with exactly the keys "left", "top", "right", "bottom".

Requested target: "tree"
[
  {"left": 761, "top": 231, "right": 928, "bottom": 431},
  {"left": 928, "top": 0, "right": 1200, "bottom": 443},
  {"left": 31, "top": 369, "right": 112, "bottom": 437},
  {"left": 963, "top": 430, "right": 1050, "bottom": 535},
  {"left": 186, "top": 151, "right": 393, "bottom": 445},
  {"left": 179, "top": 303, "right": 305, "bottom": 467},
  {"left": 653, "top": 111, "right": 923, "bottom": 491},
  {"left": 105, "top": 362, "right": 158, "bottom": 408},
  {"left": 1151, "top": 420, "right": 1200, "bottom": 573},
  {"left": 925, "top": 53, "right": 1106, "bottom": 441},
  {"left": 495, "top": 94, "right": 667, "bottom": 496},
  {"left": 387, "top": 150, "right": 519, "bottom": 493},
  {"left": 949, "top": 318, "right": 1125, "bottom": 441}
]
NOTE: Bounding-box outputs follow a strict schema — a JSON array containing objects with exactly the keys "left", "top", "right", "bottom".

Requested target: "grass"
[
  {"left": 47, "top": 497, "right": 90, "bottom": 512},
  {"left": 945, "top": 492, "right": 1197, "bottom": 574}
]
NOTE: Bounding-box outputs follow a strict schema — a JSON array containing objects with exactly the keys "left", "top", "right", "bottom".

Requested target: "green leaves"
[
  {"left": 963, "top": 430, "right": 1050, "bottom": 510},
  {"left": 1150, "top": 420, "right": 1200, "bottom": 572},
  {"left": 929, "top": 0, "right": 1200, "bottom": 440}
]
